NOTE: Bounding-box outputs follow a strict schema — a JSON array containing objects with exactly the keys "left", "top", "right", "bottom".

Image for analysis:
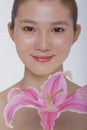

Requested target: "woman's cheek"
[
  {"left": 16, "top": 36, "right": 36, "bottom": 50},
  {"left": 53, "top": 40, "right": 72, "bottom": 57},
  {"left": 52, "top": 37, "right": 68, "bottom": 49}
]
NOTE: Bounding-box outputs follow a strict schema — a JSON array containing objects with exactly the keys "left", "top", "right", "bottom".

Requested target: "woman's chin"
[{"left": 28, "top": 67, "right": 61, "bottom": 77}]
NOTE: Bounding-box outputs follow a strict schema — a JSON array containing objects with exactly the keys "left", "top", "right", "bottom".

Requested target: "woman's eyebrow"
[
  {"left": 19, "top": 19, "right": 68, "bottom": 26},
  {"left": 20, "top": 19, "right": 38, "bottom": 24},
  {"left": 50, "top": 21, "right": 69, "bottom": 26}
]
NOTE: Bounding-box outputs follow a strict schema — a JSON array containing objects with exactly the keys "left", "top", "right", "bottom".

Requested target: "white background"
[{"left": 0, "top": 0, "right": 87, "bottom": 92}]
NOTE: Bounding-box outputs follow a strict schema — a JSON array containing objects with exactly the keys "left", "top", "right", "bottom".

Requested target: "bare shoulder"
[
  {"left": 0, "top": 81, "right": 22, "bottom": 130},
  {"left": 0, "top": 80, "right": 22, "bottom": 106},
  {"left": 58, "top": 78, "right": 87, "bottom": 130},
  {"left": 55, "top": 78, "right": 87, "bottom": 130},
  {"left": 0, "top": 89, "right": 9, "bottom": 111},
  {"left": 65, "top": 77, "right": 80, "bottom": 94},
  {"left": 55, "top": 111, "right": 87, "bottom": 130},
  {"left": 0, "top": 82, "right": 19, "bottom": 114},
  {"left": 0, "top": 88, "right": 9, "bottom": 129}
]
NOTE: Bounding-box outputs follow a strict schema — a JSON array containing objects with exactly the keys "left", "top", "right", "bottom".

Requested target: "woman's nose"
[{"left": 34, "top": 32, "right": 52, "bottom": 52}]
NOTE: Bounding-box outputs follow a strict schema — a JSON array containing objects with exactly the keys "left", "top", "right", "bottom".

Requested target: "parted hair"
[{"left": 11, "top": 0, "right": 78, "bottom": 31}]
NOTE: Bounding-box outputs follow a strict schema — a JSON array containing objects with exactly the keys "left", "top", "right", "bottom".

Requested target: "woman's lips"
[{"left": 32, "top": 55, "right": 54, "bottom": 63}]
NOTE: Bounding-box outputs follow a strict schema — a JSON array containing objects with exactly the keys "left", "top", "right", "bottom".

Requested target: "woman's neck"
[{"left": 20, "top": 65, "right": 63, "bottom": 92}]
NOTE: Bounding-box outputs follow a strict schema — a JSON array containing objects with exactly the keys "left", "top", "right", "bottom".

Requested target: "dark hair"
[{"left": 11, "top": 0, "right": 78, "bottom": 31}]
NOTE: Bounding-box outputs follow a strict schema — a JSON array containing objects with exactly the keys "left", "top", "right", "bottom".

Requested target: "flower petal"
[
  {"left": 21, "top": 87, "right": 39, "bottom": 100},
  {"left": 38, "top": 110, "right": 60, "bottom": 130},
  {"left": 59, "top": 85, "right": 87, "bottom": 113},
  {"left": 41, "top": 72, "right": 67, "bottom": 107},
  {"left": 63, "top": 71, "right": 73, "bottom": 80},
  {"left": 4, "top": 87, "right": 41, "bottom": 128},
  {"left": 7, "top": 87, "right": 21, "bottom": 101}
]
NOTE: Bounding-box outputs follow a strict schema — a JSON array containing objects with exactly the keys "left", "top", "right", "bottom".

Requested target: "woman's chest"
[
  {"left": 2, "top": 108, "right": 87, "bottom": 130},
  {"left": 55, "top": 112, "right": 87, "bottom": 130}
]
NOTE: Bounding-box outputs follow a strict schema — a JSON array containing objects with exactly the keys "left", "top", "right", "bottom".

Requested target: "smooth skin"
[{"left": 0, "top": 0, "right": 87, "bottom": 130}]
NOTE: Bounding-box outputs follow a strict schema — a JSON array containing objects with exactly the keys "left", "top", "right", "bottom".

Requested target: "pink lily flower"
[{"left": 4, "top": 71, "right": 87, "bottom": 130}]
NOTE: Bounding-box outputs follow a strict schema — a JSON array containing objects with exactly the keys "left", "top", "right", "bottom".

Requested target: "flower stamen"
[
  {"left": 46, "top": 89, "right": 63, "bottom": 111},
  {"left": 50, "top": 89, "right": 63, "bottom": 101}
]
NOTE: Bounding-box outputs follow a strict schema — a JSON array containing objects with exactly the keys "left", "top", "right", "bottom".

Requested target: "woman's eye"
[
  {"left": 52, "top": 27, "right": 64, "bottom": 32},
  {"left": 23, "top": 26, "right": 36, "bottom": 32}
]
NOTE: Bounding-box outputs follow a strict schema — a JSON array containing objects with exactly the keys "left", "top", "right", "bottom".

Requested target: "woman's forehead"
[{"left": 15, "top": 0, "right": 72, "bottom": 26}]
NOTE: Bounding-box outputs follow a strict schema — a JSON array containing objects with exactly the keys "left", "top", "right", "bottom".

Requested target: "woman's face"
[{"left": 9, "top": 0, "right": 80, "bottom": 76}]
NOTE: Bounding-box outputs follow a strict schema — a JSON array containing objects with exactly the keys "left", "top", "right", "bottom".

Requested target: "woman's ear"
[
  {"left": 73, "top": 24, "right": 81, "bottom": 43},
  {"left": 7, "top": 22, "right": 14, "bottom": 41}
]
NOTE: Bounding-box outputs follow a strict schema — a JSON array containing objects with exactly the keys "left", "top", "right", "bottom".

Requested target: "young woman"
[{"left": 0, "top": 0, "right": 87, "bottom": 130}]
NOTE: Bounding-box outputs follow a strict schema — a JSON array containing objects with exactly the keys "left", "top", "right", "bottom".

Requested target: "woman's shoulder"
[
  {"left": 0, "top": 87, "right": 13, "bottom": 115},
  {"left": 0, "top": 88, "right": 9, "bottom": 127},
  {"left": 0, "top": 81, "right": 22, "bottom": 106},
  {"left": 0, "top": 81, "right": 22, "bottom": 125},
  {"left": 0, "top": 89, "right": 9, "bottom": 106},
  {"left": 66, "top": 78, "right": 80, "bottom": 94}
]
